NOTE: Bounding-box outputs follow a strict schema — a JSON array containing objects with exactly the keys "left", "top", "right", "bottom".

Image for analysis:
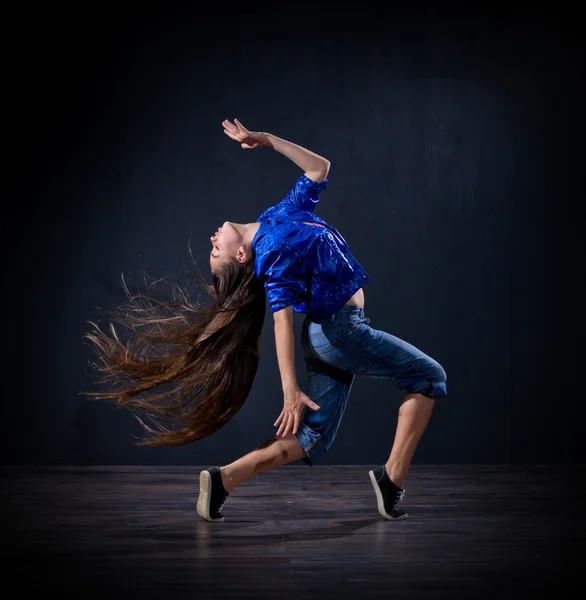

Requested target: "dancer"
[{"left": 84, "top": 119, "right": 447, "bottom": 525}]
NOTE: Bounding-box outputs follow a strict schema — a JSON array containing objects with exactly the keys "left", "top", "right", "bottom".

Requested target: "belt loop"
[{"left": 331, "top": 312, "right": 336, "bottom": 322}]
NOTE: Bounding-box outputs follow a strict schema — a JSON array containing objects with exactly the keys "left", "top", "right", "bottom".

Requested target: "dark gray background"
[{"left": 4, "top": 4, "right": 583, "bottom": 466}]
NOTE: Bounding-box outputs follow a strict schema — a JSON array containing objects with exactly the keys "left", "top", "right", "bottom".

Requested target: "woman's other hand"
[{"left": 222, "top": 118, "right": 268, "bottom": 149}]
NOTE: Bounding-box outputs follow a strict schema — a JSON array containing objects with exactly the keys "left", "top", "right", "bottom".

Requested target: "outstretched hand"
[
  {"left": 274, "top": 385, "right": 320, "bottom": 438},
  {"left": 222, "top": 118, "right": 267, "bottom": 149}
]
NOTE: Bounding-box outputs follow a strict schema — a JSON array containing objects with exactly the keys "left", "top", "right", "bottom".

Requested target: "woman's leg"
[
  {"left": 220, "top": 315, "right": 355, "bottom": 492},
  {"left": 385, "top": 392, "right": 436, "bottom": 488},
  {"left": 313, "top": 307, "right": 447, "bottom": 490},
  {"left": 220, "top": 434, "right": 307, "bottom": 493}
]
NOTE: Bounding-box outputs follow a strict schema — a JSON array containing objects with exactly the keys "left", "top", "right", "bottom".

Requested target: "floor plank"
[{"left": 1, "top": 465, "right": 583, "bottom": 599}]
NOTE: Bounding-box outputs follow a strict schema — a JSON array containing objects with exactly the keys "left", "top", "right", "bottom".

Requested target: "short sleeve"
[
  {"left": 260, "top": 246, "right": 306, "bottom": 313},
  {"left": 285, "top": 174, "right": 328, "bottom": 213}
]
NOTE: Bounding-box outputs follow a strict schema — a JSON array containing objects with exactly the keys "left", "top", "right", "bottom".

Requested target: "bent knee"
[
  {"left": 432, "top": 362, "right": 447, "bottom": 383},
  {"left": 418, "top": 360, "right": 447, "bottom": 398}
]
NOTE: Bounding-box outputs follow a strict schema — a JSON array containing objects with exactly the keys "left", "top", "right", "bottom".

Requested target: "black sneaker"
[
  {"left": 197, "top": 466, "right": 230, "bottom": 522},
  {"left": 368, "top": 465, "right": 408, "bottom": 521}
]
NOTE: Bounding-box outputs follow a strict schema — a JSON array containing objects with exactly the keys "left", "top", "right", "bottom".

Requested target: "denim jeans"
[{"left": 294, "top": 305, "right": 447, "bottom": 467}]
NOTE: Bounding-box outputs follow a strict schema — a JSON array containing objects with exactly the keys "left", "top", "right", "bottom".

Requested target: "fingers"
[
  {"left": 223, "top": 129, "right": 239, "bottom": 141},
  {"left": 283, "top": 414, "right": 293, "bottom": 437},
  {"left": 275, "top": 409, "right": 287, "bottom": 436},
  {"left": 286, "top": 414, "right": 295, "bottom": 436},
  {"left": 223, "top": 118, "right": 247, "bottom": 136},
  {"left": 222, "top": 121, "right": 240, "bottom": 141},
  {"left": 277, "top": 414, "right": 294, "bottom": 438},
  {"left": 292, "top": 415, "right": 300, "bottom": 436},
  {"left": 274, "top": 409, "right": 284, "bottom": 428},
  {"left": 302, "top": 397, "right": 320, "bottom": 411},
  {"left": 276, "top": 411, "right": 304, "bottom": 437},
  {"left": 222, "top": 119, "right": 238, "bottom": 133},
  {"left": 234, "top": 118, "right": 248, "bottom": 132},
  {"left": 223, "top": 119, "right": 256, "bottom": 148}
]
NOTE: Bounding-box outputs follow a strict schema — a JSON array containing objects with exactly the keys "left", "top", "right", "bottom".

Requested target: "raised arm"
[
  {"left": 262, "top": 133, "right": 330, "bottom": 183},
  {"left": 222, "top": 119, "right": 330, "bottom": 183}
]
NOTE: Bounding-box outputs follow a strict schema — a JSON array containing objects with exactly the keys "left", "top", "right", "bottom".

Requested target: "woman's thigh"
[{"left": 305, "top": 307, "right": 447, "bottom": 398}]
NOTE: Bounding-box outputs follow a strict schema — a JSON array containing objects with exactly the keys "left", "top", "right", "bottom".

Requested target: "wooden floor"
[{"left": 2, "top": 465, "right": 584, "bottom": 599}]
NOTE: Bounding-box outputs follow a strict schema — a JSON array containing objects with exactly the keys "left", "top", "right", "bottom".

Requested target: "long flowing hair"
[{"left": 82, "top": 246, "right": 266, "bottom": 446}]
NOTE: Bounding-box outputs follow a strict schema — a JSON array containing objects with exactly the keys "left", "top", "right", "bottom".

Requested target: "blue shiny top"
[{"left": 252, "top": 174, "right": 371, "bottom": 321}]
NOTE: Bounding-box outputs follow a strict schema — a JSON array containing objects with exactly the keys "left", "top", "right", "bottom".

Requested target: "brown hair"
[{"left": 82, "top": 247, "right": 266, "bottom": 446}]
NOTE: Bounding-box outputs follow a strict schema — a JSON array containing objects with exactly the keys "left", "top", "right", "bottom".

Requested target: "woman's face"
[{"left": 209, "top": 222, "right": 242, "bottom": 272}]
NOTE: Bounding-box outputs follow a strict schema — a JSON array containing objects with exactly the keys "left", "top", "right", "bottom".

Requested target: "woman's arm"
[
  {"left": 273, "top": 307, "right": 298, "bottom": 390},
  {"left": 272, "top": 306, "right": 321, "bottom": 437},
  {"left": 262, "top": 133, "right": 330, "bottom": 183},
  {"left": 222, "top": 119, "right": 330, "bottom": 183}
]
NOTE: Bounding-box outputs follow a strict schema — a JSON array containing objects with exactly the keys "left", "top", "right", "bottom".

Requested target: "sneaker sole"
[
  {"left": 368, "top": 469, "right": 408, "bottom": 521},
  {"left": 197, "top": 470, "right": 224, "bottom": 522}
]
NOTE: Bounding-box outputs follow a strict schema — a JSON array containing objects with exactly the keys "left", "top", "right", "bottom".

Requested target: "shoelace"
[{"left": 217, "top": 492, "right": 229, "bottom": 512}]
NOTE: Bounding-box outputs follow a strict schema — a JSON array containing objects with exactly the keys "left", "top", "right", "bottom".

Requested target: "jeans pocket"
[{"left": 344, "top": 318, "right": 375, "bottom": 353}]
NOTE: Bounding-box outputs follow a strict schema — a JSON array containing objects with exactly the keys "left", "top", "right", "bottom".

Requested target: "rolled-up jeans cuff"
[
  {"left": 407, "top": 379, "right": 448, "bottom": 399},
  {"left": 295, "top": 423, "right": 324, "bottom": 467}
]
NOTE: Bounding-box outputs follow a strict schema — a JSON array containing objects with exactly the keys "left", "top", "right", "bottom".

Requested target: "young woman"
[{"left": 85, "top": 119, "right": 447, "bottom": 525}]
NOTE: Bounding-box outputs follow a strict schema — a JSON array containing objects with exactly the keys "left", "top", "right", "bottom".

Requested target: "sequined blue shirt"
[{"left": 252, "top": 175, "right": 371, "bottom": 322}]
